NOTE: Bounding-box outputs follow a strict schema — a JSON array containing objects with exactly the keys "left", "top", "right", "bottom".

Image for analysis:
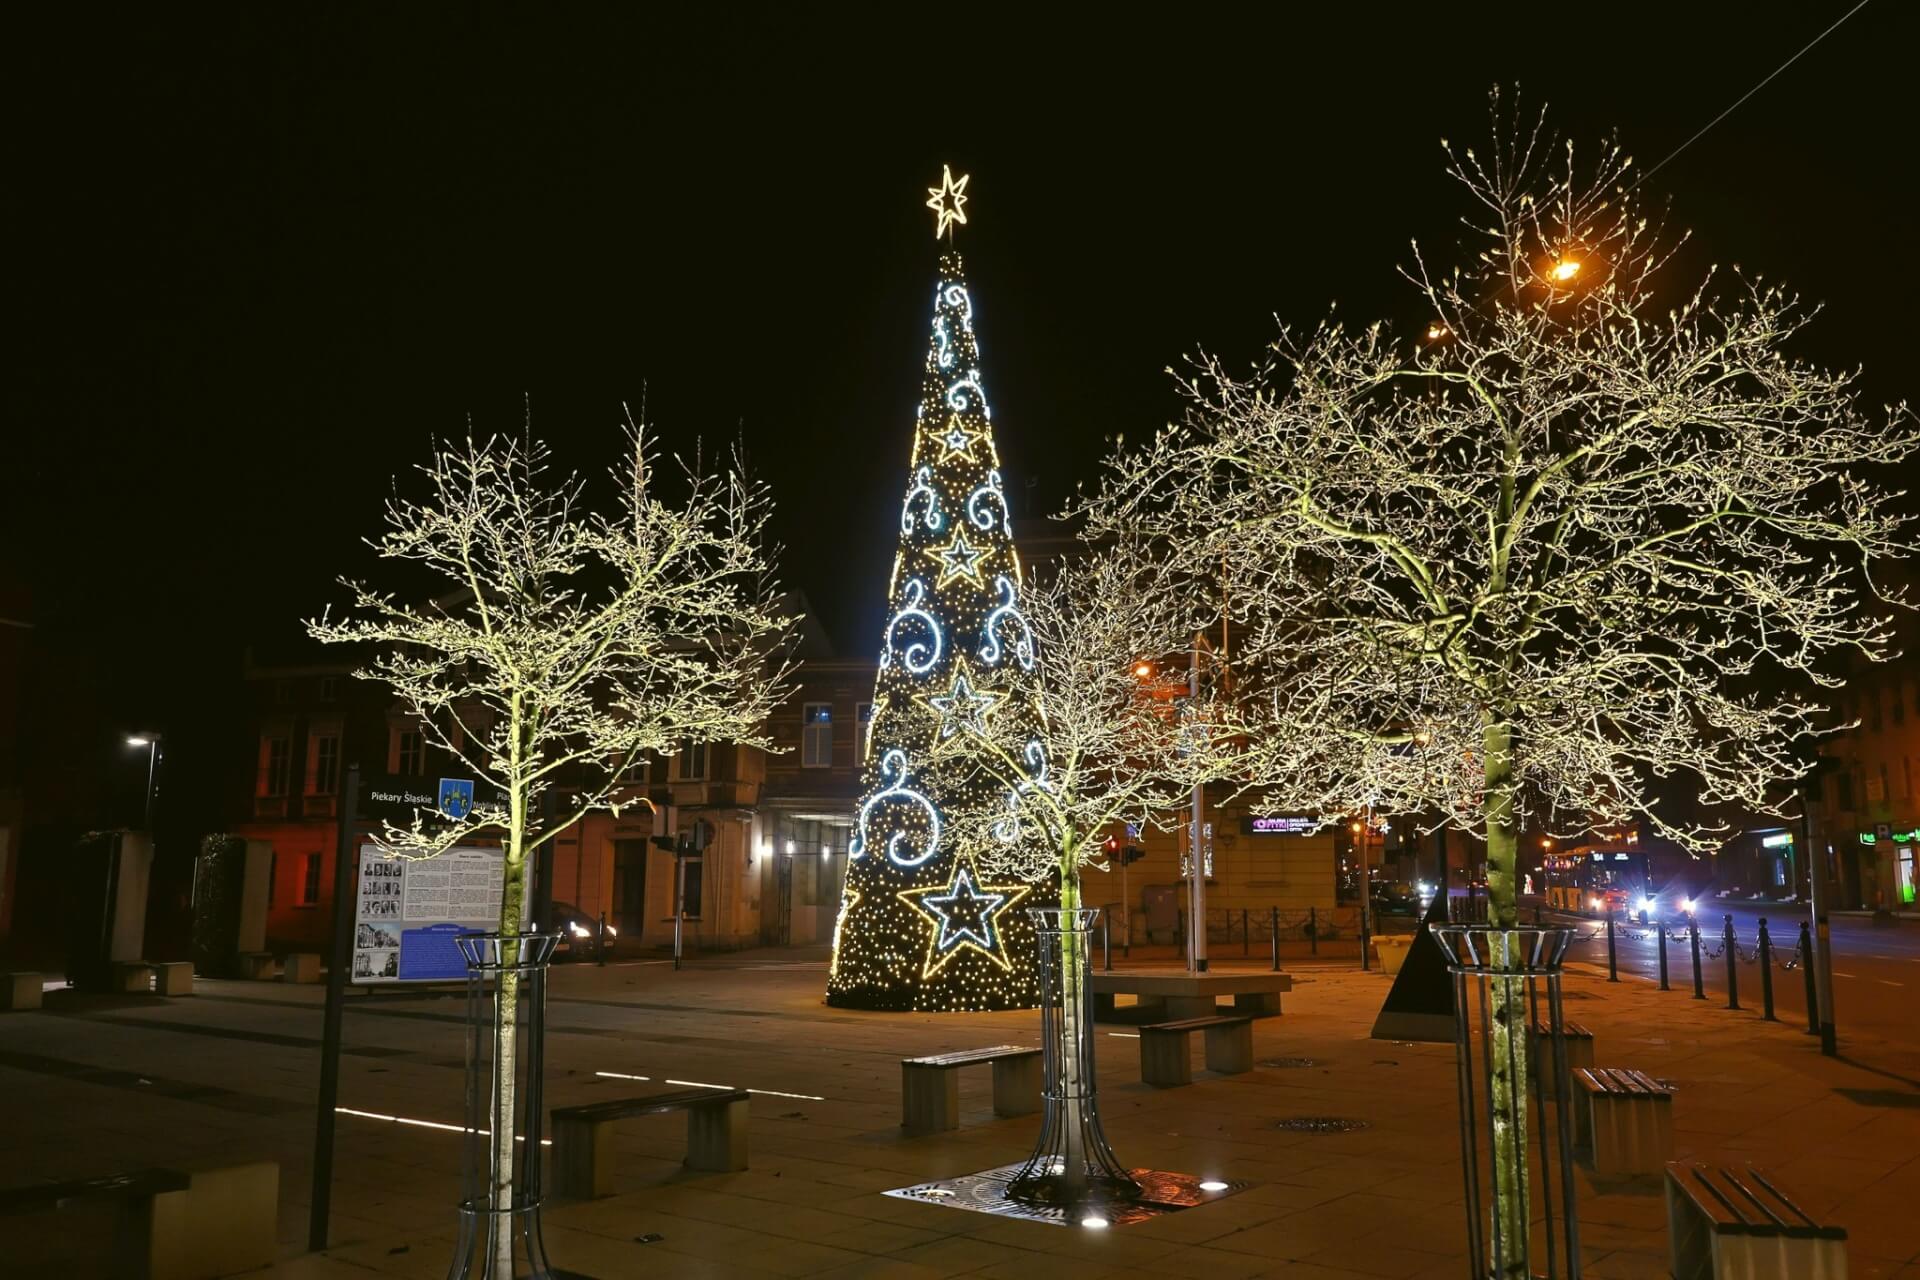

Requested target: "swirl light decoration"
[
  {"left": 826, "top": 177, "right": 1051, "bottom": 1012},
  {"left": 979, "top": 574, "right": 1036, "bottom": 671}
]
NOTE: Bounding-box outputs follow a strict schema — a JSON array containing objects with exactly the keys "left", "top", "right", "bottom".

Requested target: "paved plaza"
[{"left": 3, "top": 942, "right": 1918, "bottom": 1279}]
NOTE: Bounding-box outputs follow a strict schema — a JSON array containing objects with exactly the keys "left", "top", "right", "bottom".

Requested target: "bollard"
[
  {"left": 1757, "top": 918, "right": 1776, "bottom": 1021},
  {"left": 1270, "top": 906, "right": 1280, "bottom": 972},
  {"left": 1723, "top": 914, "right": 1740, "bottom": 1010},
  {"left": 1605, "top": 908, "right": 1619, "bottom": 982},
  {"left": 1309, "top": 906, "right": 1318, "bottom": 956},
  {"left": 1103, "top": 907, "right": 1113, "bottom": 972},
  {"left": 1799, "top": 920, "right": 1818, "bottom": 1035},
  {"left": 1360, "top": 905, "right": 1371, "bottom": 972},
  {"left": 599, "top": 912, "right": 609, "bottom": 966},
  {"left": 1656, "top": 917, "right": 1670, "bottom": 990},
  {"left": 1242, "top": 907, "right": 1250, "bottom": 957},
  {"left": 1689, "top": 915, "right": 1705, "bottom": 999}
]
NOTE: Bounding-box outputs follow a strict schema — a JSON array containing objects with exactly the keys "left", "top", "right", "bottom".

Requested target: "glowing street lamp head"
[
  {"left": 1133, "top": 660, "right": 1153, "bottom": 679},
  {"left": 1549, "top": 258, "right": 1581, "bottom": 282},
  {"left": 126, "top": 736, "right": 151, "bottom": 748}
]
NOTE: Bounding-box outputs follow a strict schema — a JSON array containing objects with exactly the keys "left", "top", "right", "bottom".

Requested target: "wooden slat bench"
[
  {"left": 2, "top": 972, "right": 44, "bottom": 1010},
  {"left": 1665, "top": 1161, "right": 1848, "bottom": 1279},
  {"left": 901, "top": 1045, "right": 1041, "bottom": 1134},
  {"left": 1140, "top": 1014, "right": 1253, "bottom": 1087},
  {"left": 551, "top": 1088, "right": 748, "bottom": 1198},
  {"left": 1532, "top": 1019, "right": 1595, "bottom": 1098},
  {"left": 1091, "top": 970, "right": 1292, "bottom": 1020},
  {"left": 1575, "top": 1067, "right": 1674, "bottom": 1174}
]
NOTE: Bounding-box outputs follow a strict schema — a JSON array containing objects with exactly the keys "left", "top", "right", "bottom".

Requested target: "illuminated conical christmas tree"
[{"left": 826, "top": 168, "right": 1047, "bottom": 1012}]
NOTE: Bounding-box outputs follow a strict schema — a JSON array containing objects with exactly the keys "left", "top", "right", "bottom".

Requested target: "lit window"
[{"left": 802, "top": 703, "right": 833, "bottom": 768}]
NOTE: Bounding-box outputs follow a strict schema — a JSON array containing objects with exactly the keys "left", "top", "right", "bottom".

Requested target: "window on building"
[
  {"left": 395, "top": 729, "right": 424, "bottom": 776},
  {"left": 857, "top": 701, "right": 874, "bottom": 753},
  {"left": 1869, "top": 689, "right": 1883, "bottom": 732},
  {"left": 679, "top": 858, "right": 704, "bottom": 918},
  {"left": 1894, "top": 688, "right": 1906, "bottom": 726},
  {"left": 675, "top": 741, "right": 708, "bottom": 781},
  {"left": 262, "top": 736, "right": 291, "bottom": 796},
  {"left": 1835, "top": 770, "right": 1854, "bottom": 811},
  {"left": 299, "top": 852, "right": 323, "bottom": 906},
  {"left": 1877, "top": 762, "right": 1891, "bottom": 804},
  {"left": 312, "top": 734, "right": 340, "bottom": 795},
  {"left": 1906, "top": 756, "right": 1915, "bottom": 800},
  {"left": 802, "top": 703, "right": 833, "bottom": 768},
  {"left": 318, "top": 676, "right": 341, "bottom": 704}
]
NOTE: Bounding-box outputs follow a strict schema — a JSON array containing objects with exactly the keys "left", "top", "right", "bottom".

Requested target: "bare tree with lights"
[
  {"left": 308, "top": 419, "right": 795, "bottom": 1275},
  {"left": 1078, "top": 97, "right": 1917, "bottom": 1274},
  {"left": 927, "top": 548, "right": 1257, "bottom": 1207}
]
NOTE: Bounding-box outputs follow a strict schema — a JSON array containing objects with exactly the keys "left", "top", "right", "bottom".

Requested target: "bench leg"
[
  {"left": 1164, "top": 994, "right": 1215, "bottom": 1020},
  {"left": 902, "top": 1064, "right": 959, "bottom": 1134},
  {"left": 1204, "top": 1023, "right": 1253, "bottom": 1075},
  {"left": 147, "top": 1161, "right": 279, "bottom": 1280},
  {"left": 687, "top": 1098, "right": 748, "bottom": 1173},
  {"left": 1233, "top": 991, "right": 1281, "bottom": 1016},
  {"left": 1141, "top": 1032, "right": 1192, "bottom": 1088},
  {"left": 992, "top": 1056, "right": 1041, "bottom": 1117},
  {"left": 551, "top": 1116, "right": 609, "bottom": 1198},
  {"left": 1590, "top": 1098, "right": 1673, "bottom": 1175},
  {"left": 1665, "top": 1171, "right": 1713, "bottom": 1280},
  {"left": 1713, "top": 1234, "right": 1849, "bottom": 1280}
]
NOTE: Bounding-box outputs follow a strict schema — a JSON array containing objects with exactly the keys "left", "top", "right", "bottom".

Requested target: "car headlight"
[
  {"left": 1680, "top": 898, "right": 1695, "bottom": 915},
  {"left": 603, "top": 924, "right": 617, "bottom": 937},
  {"left": 1641, "top": 896, "right": 1658, "bottom": 914},
  {"left": 569, "top": 923, "right": 590, "bottom": 938}
]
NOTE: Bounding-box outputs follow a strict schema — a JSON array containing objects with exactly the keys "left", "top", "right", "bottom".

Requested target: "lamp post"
[{"left": 126, "top": 734, "right": 161, "bottom": 830}]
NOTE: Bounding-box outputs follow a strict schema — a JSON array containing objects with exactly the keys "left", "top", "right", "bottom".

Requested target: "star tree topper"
[{"left": 926, "top": 164, "right": 970, "bottom": 240}]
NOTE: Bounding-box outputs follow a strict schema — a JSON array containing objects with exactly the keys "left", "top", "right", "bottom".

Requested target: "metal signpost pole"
[{"left": 309, "top": 764, "right": 360, "bottom": 1251}]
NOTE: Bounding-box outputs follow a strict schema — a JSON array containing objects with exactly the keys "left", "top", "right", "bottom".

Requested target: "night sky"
[{"left": 9, "top": 3, "right": 1916, "bottom": 833}]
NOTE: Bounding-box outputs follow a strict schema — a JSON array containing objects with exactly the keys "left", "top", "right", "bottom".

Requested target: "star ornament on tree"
[
  {"left": 898, "top": 861, "right": 1031, "bottom": 976},
  {"left": 920, "top": 659, "right": 1005, "bottom": 739},
  {"left": 934, "top": 413, "right": 984, "bottom": 463},
  {"left": 929, "top": 529, "right": 989, "bottom": 586},
  {"left": 926, "top": 164, "right": 970, "bottom": 240}
]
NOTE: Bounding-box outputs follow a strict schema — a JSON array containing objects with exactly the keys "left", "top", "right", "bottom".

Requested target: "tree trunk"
[
  {"left": 1055, "top": 873, "right": 1089, "bottom": 1202},
  {"left": 1482, "top": 715, "right": 1529, "bottom": 1278},
  {"left": 489, "top": 838, "right": 526, "bottom": 1277}
]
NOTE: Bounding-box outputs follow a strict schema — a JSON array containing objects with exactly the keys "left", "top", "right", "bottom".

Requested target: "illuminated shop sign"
[
  {"left": 1761, "top": 832, "right": 1794, "bottom": 848},
  {"left": 1247, "top": 816, "right": 1318, "bottom": 835}
]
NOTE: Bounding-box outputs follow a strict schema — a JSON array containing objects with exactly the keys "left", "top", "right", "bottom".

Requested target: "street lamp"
[
  {"left": 126, "top": 734, "right": 161, "bottom": 830},
  {"left": 1549, "top": 258, "right": 1581, "bottom": 282}
]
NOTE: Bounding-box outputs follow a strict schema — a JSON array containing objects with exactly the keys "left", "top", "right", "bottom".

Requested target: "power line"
[{"left": 1635, "top": 0, "right": 1874, "bottom": 188}]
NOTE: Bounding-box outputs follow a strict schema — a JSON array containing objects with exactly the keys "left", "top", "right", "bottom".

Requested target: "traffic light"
[
  {"left": 1121, "top": 844, "right": 1146, "bottom": 865},
  {"left": 676, "top": 818, "right": 714, "bottom": 858}
]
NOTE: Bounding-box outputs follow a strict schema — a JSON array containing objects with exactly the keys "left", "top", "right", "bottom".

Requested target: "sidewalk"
[{"left": 1, "top": 948, "right": 1915, "bottom": 1278}]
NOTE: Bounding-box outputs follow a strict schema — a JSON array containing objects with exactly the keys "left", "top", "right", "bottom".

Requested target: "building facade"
[{"left": 1818, "top": 657, "right": 1920, "bottom": 913}]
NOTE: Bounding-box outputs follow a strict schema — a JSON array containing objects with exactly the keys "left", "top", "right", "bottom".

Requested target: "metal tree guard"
[
  {"left": 449, "top": 932, "right": 561, "bottom": 1279},
  {"left": 1007, "top": 908, "right": 1140, "bottom": 1208},
  {"left": 1431, "top": 924, "right": 1582, "bottom": 1280}
]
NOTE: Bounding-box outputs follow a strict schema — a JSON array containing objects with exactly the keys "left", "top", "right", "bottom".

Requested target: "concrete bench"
[
  {"left": 235, "top": 952, "right": 275, "bottom": 980},
  {"left": 280, "top": 952, "right": 322, "bottom": 983},
  {"left": 1666, "top": 1161, "right": 1847, "bottom": 1280},
  {"left": 551, "top": 1088, "right": 748, "bottom": 1198},
  {"left": 1090, "top": 969, "right": 1292, "bottom": 1021},
  {"left": 153, "top": 962, "right": 193, "bottom": 996},
  {"left": 2, "top": 972, "right": 43, "bottom": 1011},
  {"left": 1532, "top": 1019, "right": 1594, "bottom": 1098},
  {"left": 1140, "top": 1014, "right": 1253, "bottom": 1087},
  {"left": 0, "top": 1161, "right": 278, "bottom": 1279},
  {"left": 1576, "top": 1067, "right": 1674, "bottom": 1174},
  {"left": 901, "top": 1045, "right": 1041, "bottom": 1134}
]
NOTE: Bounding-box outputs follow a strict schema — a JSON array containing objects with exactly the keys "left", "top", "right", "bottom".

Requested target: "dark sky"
[{"left": 8, "top": 3, "right": 1916, "bottom": 826}]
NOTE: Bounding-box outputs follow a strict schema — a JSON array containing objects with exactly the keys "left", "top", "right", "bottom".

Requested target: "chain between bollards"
[
  {"left": 1722, "top": 913, "right": 1740, "bottom": 1010},
  {"left": 1689, "top": 914, "right": 1705, "bottom": 999},
  {"left": 1605, "top": 908, "right": 1619, "bottom": 982},
  {"left": 1656, "top": 915, "right": 1670, "bottom": 990},
  {"left": 1757, "top": 918, "right": 1776, "bottom": 1021},
  {"left": 1799, "top": 920, "right": 1818, "bottom": 1036},
  {"left": 1269, "top": 906, "right": 1280, "bottom": 972}
]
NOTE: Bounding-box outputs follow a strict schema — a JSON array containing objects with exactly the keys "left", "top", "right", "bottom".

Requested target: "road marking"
[
  {"left": 1877, "top": 980, "right": 1904, "bottom": 988},
  {"left": 1833, "top": 972, "right": 1856, "bottom": 979}
]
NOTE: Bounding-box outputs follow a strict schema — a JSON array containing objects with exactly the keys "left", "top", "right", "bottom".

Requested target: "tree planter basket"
[{"left": 1430, "top": 924, "right": 1581, "bottom": 1280}]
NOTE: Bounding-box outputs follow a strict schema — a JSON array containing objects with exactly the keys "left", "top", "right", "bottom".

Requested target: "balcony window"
[
  {"left": 262, "top": 737, "right": 290, "bottom": 797},
  {"left": 312, "top": 734, "right": 340, "bottom": 795},
  {"left": 675, "top": 741, "right": 708, "bottom": 782},
  {"left": 395, "top": 729, "right": 424, "bottom": 776}
]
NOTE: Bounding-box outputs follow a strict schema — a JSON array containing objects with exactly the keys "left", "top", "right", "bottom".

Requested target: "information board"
[{"left": 352, "top": 844, "right": 504, "bottom": 983}]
